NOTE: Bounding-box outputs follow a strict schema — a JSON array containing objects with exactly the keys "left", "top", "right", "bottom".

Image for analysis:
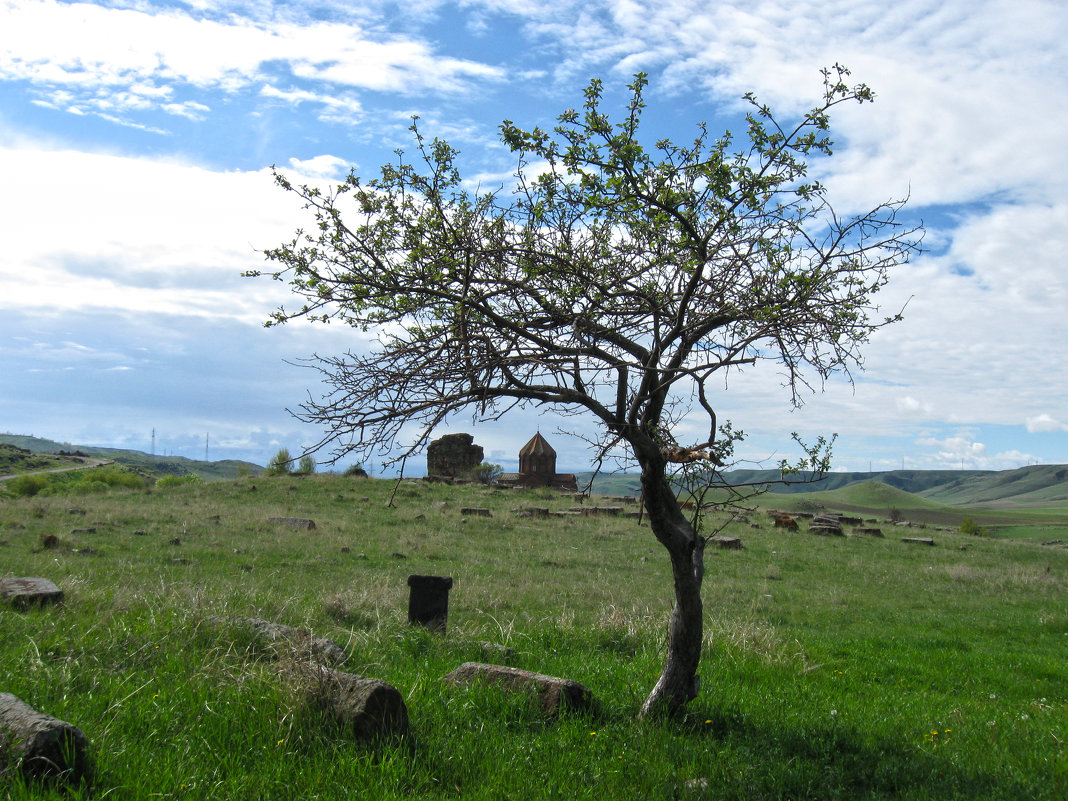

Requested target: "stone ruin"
[{"left": 426, "top": 433, "right": 484, "bottom": 481}]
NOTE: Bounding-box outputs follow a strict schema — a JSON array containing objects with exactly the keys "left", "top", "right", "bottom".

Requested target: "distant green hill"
[
  {"left": 0, "top": 434, "right": 264, "bottom": 481},
  {"left": 580, "top": 463, "right": 1068, "bottom": 511}
]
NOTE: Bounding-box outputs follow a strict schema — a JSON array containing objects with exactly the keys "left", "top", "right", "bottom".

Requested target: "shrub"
[
  {"left": 8, "top": 473, "right": 49, "bottom": 497},
  {"left": 344, "top": 464, "right": 368, "bottom": 478},
  {"left": 297, "top": 454, "right": 316, "bottom": 475},
  {"left": 959, "top": 517, "right": 985, "bottom": 536}
]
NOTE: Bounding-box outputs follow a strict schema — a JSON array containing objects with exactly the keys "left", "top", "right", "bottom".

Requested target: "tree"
[
  {"left": 251, "top": 66, "right": 920, "bottom": 716},
  {"left": 266, "top": 447, "right": 293, "bottom": 476},
  {"left": 474, "top": 462, "right": 504, "bottom": 485},
  {"left": 297, "top": 454, "right": 316, "bottom": 475}
]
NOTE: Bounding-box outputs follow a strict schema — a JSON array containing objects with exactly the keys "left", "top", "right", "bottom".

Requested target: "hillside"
[
  {"left": 583, "top": 463, "right": 1068, "bottom": 511},
  {"left": 0, "top": 433, "right": 263, "bottom": 481}
]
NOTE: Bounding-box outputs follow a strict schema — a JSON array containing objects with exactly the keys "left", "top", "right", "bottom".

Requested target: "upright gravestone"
[{"left": 407, "top": 575, "right": 454, "bottom": 633}]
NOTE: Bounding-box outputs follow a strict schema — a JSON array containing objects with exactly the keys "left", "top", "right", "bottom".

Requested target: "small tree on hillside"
[
  {"left": 266, "top": 447, "right": 293, "bottom": 476},
  {"left": 251, "top": 67, "right": 920, "bottom": 716}
]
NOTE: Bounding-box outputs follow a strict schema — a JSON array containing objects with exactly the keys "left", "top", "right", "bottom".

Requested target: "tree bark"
[{"left": 638, "top": 457, "right": 706, "bottom": 718}]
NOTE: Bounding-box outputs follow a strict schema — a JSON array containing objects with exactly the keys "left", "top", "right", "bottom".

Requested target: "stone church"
[{"left": 499, "top": 432, "right": 578, "bottom": 490}]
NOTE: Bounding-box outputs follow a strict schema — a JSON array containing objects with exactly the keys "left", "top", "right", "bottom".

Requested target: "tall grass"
[{"left": 0, "top": 475, "right": 1065, "bottom": 798}]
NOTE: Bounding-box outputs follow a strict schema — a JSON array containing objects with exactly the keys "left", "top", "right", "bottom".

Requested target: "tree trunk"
[{"left": 638, "top": 459, "right": 706, "bottom": 718}]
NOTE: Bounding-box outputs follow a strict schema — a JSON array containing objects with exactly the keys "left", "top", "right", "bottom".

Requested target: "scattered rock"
[
  {"left": 709, "top": 535, "right": 742, "bottom": 550},
  {"left": 268, "top": 517, "right": 317, "bottom": 530},
  {"left": 901, "top": 537, "right": 935, "bottom": 546},
  {"left": 0, "top": 693, "right": 93, "bottom": 785},
  {"left": 170, "top": 557, "right": 190, "bottom": 565},
  {"left": 70, "top": 528, "right": 96, "bottom": 536},
  {"left": 1, "top": 577, "right": 63, "bottom": 610},
  {"left": 212, "top": 616, "right": 347, "bottom": 666},
  {"left": 133, "top": 530, "right": 147, "bottom": 536},
  {"left": 68, "top": 508, "right": 86, "bottom": 516},
  {"left": 340, "top": 546, "right": 351, "bottom": 553},
  {"left": 291, "top": 663, "right": 408, "bottom": 740},
  {"left": 391, "top": 552, "right": 407, "bottom": 559},
  {"left": 513, "top": 507, "right": 550, "bottom": 518},
  {"left": 855, "top": 527, "right": 884, "bottom": 537},
  {"left": 168, "top": 537, "right": 181, "bottom": 546},
  {"left": 460, "top": 507, "right": 492, "bottom": 517},
  {"left": 443, "top": 662, "right": 595, "bottom": 715},
  {"left": 41, "top": 534, "right": 60, "bottom": 550},
  {"left": 773, "top": 516, "right": 799, "bottom": 531}
]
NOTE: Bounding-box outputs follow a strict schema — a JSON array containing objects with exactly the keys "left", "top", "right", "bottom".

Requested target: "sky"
[{"left": 1, "top": 0, "right": 1067, "bottom": 476}]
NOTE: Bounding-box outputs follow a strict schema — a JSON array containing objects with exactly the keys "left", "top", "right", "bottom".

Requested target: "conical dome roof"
[{"left": 519, "top": 432, "right": 556, "bottom": 458}]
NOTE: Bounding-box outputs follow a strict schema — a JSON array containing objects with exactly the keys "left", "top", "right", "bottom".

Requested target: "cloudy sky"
[{"left": 1, "top": 0, "right": 1066, "bottom": 475}]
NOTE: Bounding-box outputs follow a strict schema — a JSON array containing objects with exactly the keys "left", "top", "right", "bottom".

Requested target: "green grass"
[{"left": 1, "top": 475, "right": 1066, "bottom": 799}]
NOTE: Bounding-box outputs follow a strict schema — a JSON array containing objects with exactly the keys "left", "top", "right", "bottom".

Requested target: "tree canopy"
[{"left": 252, "top": 66, "right": 921, "bottom": 715}]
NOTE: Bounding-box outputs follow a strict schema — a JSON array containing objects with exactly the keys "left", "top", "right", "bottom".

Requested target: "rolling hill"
[{"left": 0, "top": 434, "right": 263, "bottom": 481}]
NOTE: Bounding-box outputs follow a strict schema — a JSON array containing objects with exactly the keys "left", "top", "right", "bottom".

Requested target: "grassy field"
[{"left": 1, "top": 474, "right": 1066, "bottom": 799}]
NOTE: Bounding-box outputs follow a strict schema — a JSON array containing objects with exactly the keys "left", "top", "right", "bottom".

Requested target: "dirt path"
[{"left": 0, "top": 458, "right": 112, "bottom": 482}]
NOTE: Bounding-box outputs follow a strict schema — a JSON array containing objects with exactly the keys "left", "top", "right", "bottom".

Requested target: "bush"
[
  {"left": 344, "top": 464, "right": 368, "bottom": 478},
  {"left": 958, "top": 517, "right": 985, "bottom": 536},
  {"left": 8, "top": 473, "right": 50, "bottom": 497},
  {"left": 297, "top": 454, "right": 316, "bottom": 475}
]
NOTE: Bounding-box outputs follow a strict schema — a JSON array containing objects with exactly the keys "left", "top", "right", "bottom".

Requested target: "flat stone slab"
[
  {"left": 460, "top": 507, "right": 492, "bottom": 517},
  {"left": 267, "top": 516, "right": 317, "bottom": 530},
  {"left": 0, "top": 693, "right": 93, "bottom": 784},
  {"left": 443, "top": 662, "right": 594, "bottom": 715},
  {"left": 0, "top": 577, "right": 63, "bottom": 610},
  {"left": 709, "top": 535, "right": 742, "bottom": 549},
  {"left": 901, "top": 537, "right": 935, "bottom": 546}
]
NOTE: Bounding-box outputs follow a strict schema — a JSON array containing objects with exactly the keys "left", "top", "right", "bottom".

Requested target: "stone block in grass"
[
  {"left": 0, "top": 693, "right": 93, "bottom": 786},
  {"left": 443, "top": 662, "right": 594, "bottom": 715},
  {"left": 902, "top": 537, "right": 935, "bottom": 546},
  {"left": 267, "top": 516, "right": 317, "bottom": 530},
  {"left": 709, "top": 535, "right": 743, "bottom": 549},
  {"left": 211, "top": 616, "right": 347, "bottom": 666},
  {"left": 0, "top": 577, "right": 63, "bottom": 610},
  {"left": 292, "top": 664, "right": 408, "bottom": 741}
]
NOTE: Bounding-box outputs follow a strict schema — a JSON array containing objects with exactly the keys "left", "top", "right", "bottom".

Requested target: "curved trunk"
[{"left": 638, "top": 456, "right": 706, "bottom": 718}]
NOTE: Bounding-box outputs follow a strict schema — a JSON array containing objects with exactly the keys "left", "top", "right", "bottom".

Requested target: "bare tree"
[{"left": 249, "top": 67, "right": 921, "bottom": 716}]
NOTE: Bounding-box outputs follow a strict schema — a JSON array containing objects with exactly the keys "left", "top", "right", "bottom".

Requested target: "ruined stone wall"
[{"left": 426, "top": 433, "right": 483, "bottom": 480}]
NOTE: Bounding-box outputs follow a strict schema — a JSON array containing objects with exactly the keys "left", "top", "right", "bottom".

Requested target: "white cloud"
[
  {"left": 1027, "top": 414, "right": 1068, "bottom": 433},
  {"left": 0, "top": 0, "right": 505, "bottom": 127}
]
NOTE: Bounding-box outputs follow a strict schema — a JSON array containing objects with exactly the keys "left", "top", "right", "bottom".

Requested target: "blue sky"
[{"left": 2, "top": 0, "right": 1067, "bottom": 475}]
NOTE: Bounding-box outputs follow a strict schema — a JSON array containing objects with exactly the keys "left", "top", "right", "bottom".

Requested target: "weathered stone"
[
  {"left": 292, "top": 663, "right": 408, "bottom": 740},
  {"left": 426, "top": 433, "right": 483, "bottom": 480},
  {"left": 855, "top": 527, "right": 884, "bottom": 537},
  {"left": 268, "top": 517, "right": 317, "bottom": 530},
  {"left": 591, "top": 506, "right": 623, "bottom": 516},
  {"left": 407, "top": 574, "right": 453, "bottom": 632},
  {"left": 460, "top": 507, "right": 492, "bottom": 517},
  {"left": 808, "top": 525, "right": 844, "bottom": 536},
  {"left": 0, "top": 693, "right": 93, "bottom": 785},
  {"left": 1, "top": 577, "right": 63, "bottom": 610},
  {"left": 902, "top": 537, "right": 935, "bottom": 546},
  {"left": 214, "top": 616, "right": 347, "bottom": 666},
  {"left": 513, "top": 506, "right": 550, "bottom": 518},
  {"left": 709, "top": 535, "right": 742, "bottom": 549},
  {"left": 443, "top": 662, "right": 594, "bottom": 715},
  {"left": 41, "top": 534, "right": 60, "bottom": 549},
  {"left": 773, "top": 516, "right": 799, "bottom": 531}
]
